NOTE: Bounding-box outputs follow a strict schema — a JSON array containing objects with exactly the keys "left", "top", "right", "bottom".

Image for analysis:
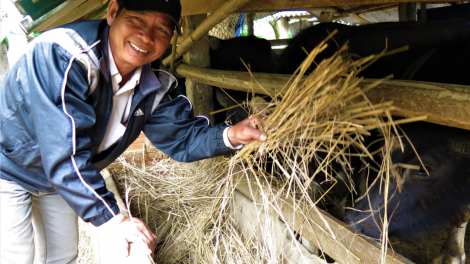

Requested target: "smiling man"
[{"left": 0, "top": 0, "right": 266, "bottom": 263}]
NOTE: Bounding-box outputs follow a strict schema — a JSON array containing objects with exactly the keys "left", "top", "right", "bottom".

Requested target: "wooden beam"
[
  {"left": 183, "top": 15, "right": 215, "bottom": 124},
  {"left": 181, "top": 0, "right": 442, "bottom": 16},
  {"left": 338, "top": 6, "right": 371, "bottom": 24},
  {"left": 175, "top": 64, "right": 470, "bottom": 131},
  {"left": 319, "top": 12, "right": 334, "bottom": 23},
  {"left": 45, "top": 0, "right": 107, "bottom": 31},
  {"left": 23, "top": 0, "right": 87, "bottom": 33},
  {"left": 339, "top": 4, "right": 396, "bottom": 16},
  {"left": 347, "top": 13, "right": 371, "bottom": 24},
  {"left": 233, "top": 167, "right": 414, "bottom": 264},
  {"left": 334, "top": 4, "right": 399, "bottom": 20},
  {"left": 162, "top": 0, "right": 252, "bottom": 67}
]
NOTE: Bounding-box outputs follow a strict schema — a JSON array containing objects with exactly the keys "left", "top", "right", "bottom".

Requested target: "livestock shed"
[{"left": 5, "top": 0, "right": 470, "bottom": 263}]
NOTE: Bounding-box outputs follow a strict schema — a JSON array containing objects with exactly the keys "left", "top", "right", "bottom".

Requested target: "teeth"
[{"left": 130, "top": 42, "right": 148, "bottom": 53}]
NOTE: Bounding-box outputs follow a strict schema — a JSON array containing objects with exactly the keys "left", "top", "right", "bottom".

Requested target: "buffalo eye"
[{"left": 413, "top": 166, "right": 430, "bottom": 176}]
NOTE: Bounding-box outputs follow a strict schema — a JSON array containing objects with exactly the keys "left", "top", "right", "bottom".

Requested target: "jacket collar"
[{"left": 99, "top": 26, "right": 111, "bottom": 84}]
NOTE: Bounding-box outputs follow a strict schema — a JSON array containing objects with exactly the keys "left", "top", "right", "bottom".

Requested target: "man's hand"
[
  {"left": 227, "top": 116, "right": 267, "bottom": 147},
  {"left": 114, "top": 217, "right": 157, "bottom": 258}
]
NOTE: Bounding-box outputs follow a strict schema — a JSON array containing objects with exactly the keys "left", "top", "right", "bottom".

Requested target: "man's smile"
[{"left": 129, "top": 42, "right": 148, "bottom": 53}]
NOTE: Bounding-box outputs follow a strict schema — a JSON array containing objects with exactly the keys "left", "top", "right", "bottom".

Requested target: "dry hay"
[{"left": 109, "top": 31, "right": 424, "bottom": 263}]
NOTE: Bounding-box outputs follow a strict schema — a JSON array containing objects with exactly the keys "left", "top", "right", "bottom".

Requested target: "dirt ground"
[{"left": 389, "top": 224, "right": 469, "bottom": 263}]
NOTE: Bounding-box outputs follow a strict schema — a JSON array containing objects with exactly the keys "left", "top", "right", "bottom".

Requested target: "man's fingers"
[{"left": 119, "top": 217, "right": 156, "bottom": 256}]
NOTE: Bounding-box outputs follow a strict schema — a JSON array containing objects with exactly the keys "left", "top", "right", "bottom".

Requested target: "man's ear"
[{"left": 107, "top": 0, "right": 119, "bottom": 26}]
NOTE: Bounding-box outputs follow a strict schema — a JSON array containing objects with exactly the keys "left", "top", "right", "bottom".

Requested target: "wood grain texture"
[
  {"left": 183, "top": 15, "right": 215, "bottom": 124},
  {"left": 176, "top": 64, "right": 470, "bottom": 131},
  {"left": 233, "top": 167, "right": 414, "bottom": 264}
]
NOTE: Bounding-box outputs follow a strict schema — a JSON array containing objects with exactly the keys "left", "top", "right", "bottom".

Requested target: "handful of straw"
[{"left": 229, "top": 32, "right": 416, "bottom": 195}]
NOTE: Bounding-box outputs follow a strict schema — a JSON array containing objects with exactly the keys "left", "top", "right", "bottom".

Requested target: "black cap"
[{"left": 122, "top": 0, "right": 182, "bottom": 35}]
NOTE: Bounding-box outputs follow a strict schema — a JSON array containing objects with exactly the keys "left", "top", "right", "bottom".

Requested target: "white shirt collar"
[{"left": 107, "top": 39, "right": 142, "bottom": 95}]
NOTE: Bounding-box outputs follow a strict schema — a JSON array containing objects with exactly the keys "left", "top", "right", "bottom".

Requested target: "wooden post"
[
  {"left": 420, "top": 2, "right": 427, "bottom": 22},
  {"left": 247, "top": 13, "right": 254, "bottom": 36},
  {"left": 398, "top": 3, "right": 417, "bottom": 22},
  {"left": 0, "top": 10, "right": 10, "bottom": 83},
  {"left": 183, "top": 15, "right": 215, "bottom": 124},
  {"left": 319, "top": 12, "right": 334, "bottom": 23},
  {"left": 0, "top": 39, "right": 8, "bottom": 84},
  {"left": 162, "top": 0, "right": 252, "bottom": 66},
  {"left": 279, "top": 17, "right": 290, "bottom": 39}
]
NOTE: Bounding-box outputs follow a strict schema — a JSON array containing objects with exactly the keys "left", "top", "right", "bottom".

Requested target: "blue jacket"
[{"left": 0, "top": 20, "right": 232, "bottom": 226}]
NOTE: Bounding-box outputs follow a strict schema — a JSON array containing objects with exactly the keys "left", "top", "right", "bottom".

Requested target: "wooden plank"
[
  {"left": 231, "top": 190, "right": 330, "bottom": 264},
  {"left": 175, "top": 64, "right": 470, "bottom": 131},
  {"left": 183, "top": 15, "right": 215, "bottom": 124},
  {"left": 232, "top": 167, "right": 414, "bottom": 264},
  {"left": 181, "top": 0, "right": 444, "bottom": 16}
]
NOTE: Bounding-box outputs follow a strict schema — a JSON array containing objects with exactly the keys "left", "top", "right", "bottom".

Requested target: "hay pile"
[{"left": 109, "top": 33, "right": 422, "bottom": 263}]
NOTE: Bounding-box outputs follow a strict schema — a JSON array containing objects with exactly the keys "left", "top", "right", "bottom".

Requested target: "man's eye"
[
  {"left": 156, "top": 27, "right": 165, "bottom": 32},
  {"left": 134, "top": 16, "right": 142, "bottom": 21}
]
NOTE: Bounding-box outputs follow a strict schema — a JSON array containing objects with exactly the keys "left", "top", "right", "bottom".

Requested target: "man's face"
[{"left": 107, "top": 0, "right": 173, "bottom": 74}]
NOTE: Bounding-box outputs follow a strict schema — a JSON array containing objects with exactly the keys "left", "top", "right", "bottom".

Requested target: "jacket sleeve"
[
  {"left": 24, "top": 42, "right": 119, "bottom": 226},
  {"left": 143, "top": 94, "right": 234, "bottom": 162}
]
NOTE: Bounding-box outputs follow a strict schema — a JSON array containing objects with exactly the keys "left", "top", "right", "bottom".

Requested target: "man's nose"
[{"left": 139, "top": 28, "right": 154, "bottom": 44}]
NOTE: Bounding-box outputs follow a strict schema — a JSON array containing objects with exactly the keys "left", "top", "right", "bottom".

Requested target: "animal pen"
[{"left": 11, "top": 0, "right": 470, "bottom": 263}]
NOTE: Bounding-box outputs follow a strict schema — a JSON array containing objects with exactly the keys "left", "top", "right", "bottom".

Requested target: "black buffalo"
[
  {"left": 275, "top": 19, "right": 470, "bottom": 86},
  {"left": 344, "top": 122, "right": 470, "bottom": 263},
  {"left": 209, "top": 36, "right": 276, "bottom": 125}
]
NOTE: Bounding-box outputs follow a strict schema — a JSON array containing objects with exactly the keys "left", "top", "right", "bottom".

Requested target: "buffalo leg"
[{"left": 431, "top": 207, "right": 470, "bottom": 264}]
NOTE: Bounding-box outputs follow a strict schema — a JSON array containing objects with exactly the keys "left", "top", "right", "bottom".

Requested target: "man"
[{"left": 0, "top": 0, "right": 266, "bottom": 262}]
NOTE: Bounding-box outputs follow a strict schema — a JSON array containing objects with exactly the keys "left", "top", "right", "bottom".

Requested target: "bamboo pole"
[
  {"left": 175, "top": 64, "right": 470, "bottom": 131},
  {"left": 334, "top": 4, "right": 399, "bottom": 20},
  {"left": 162, "top": 0, "right": 252, "bottom": 67},
  {"left": 339, "top": 4, "right": 397, "bottom": 16},
  {"left": 337, "top": 6, "right": 371, "bottom": 24}
]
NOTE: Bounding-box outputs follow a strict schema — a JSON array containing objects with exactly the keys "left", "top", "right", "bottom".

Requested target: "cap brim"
[{"left": 122, "top": 0, "right": 182, "bottom": 36}]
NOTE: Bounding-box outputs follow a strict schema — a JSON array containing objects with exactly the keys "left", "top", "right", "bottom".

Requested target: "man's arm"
[{"left": 143, "top": 93, "right": 266, "bottom": 162}]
